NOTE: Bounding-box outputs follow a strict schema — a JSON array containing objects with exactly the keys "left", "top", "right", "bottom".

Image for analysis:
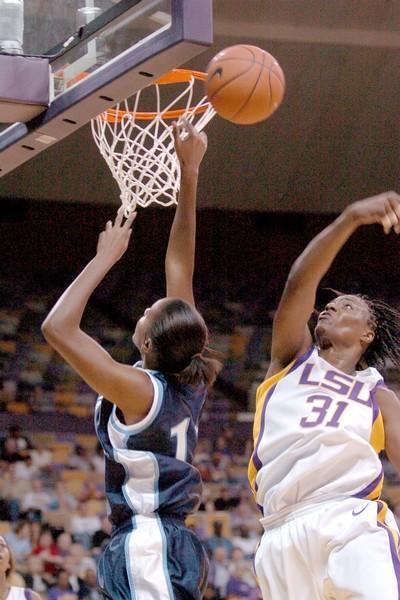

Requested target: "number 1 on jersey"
[{"left": 171, "top": 417, "right": 190, "bottom": 460}]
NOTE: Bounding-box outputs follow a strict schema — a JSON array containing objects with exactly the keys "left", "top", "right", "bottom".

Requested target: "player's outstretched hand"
[
  {"left": 96, "top": 206, "right": 137, "bottom": 264},
  {"left": 346, "top": 191, "right": 400, "bottom": 234},
  {"left": 172, "top": 119, "right": 207, "bottom": 171}
]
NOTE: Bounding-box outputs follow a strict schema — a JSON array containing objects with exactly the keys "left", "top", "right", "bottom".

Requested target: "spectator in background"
[
  {"left": 0, "top": 437, "right": 25, "bottom": 463},
  {"left": 29, "top": 519, "right": 42, "bottom": 547},
  {"left": 48, "top": 570, "right": 77, "bottom": 600},
  {"left": 210, "top": 454, "right": 228, "bottom": 484},
  {"left": 56, "top": 532, "right": 73, "bottom": 558},
  {"left": 67, "top": 445, "right": 91, "bottom": 472},
  {"left": 205, "top": 520, "right": 233, "bottom": 558},
  {"left": 70, "top": 503, "right": 101, "bottom": 550},
  {"left": 197, "top": 486, "right": 214, "bottom": 512},
  {"left": 231, "top": 524, "right": 260, "bottom": 559},
  {"left": 68, "top": 543, "right": 97, "bottom": 580},
  {"left": 229, "top": 487, "right": 260, "bottom": 533},
  {"left": 208, "top": 546, "right": 231, "bottom": 598},
  {"left": 89, "top": 443, "right": 105, "bottom": 475},
  {"left": 4, "top": 424, "right": 32, "bottom": 455},
  {"left": 214, "top": 434, "right": 232, "bottom": 457},
  {"left": 91, "top": 515, "right": 111, "bottom": 556},
  {"left": 226, "top": 559, "right": 260, "bottom": 599},
  {"left": 77, "top": 481, "right": 104, "bottom": 503},
  {"left": 20, "top": 478, "right": 55, "bottom": 514},
  {"left": 195, "top": 438, "right": 212, "bottom": 464},
  {"left": 203, "top": 583, "right": 222, "bottom": 600},
  {"left": 30, "top": 440, "right": 53, "bottom": 472},
  {"left": 14, "top": 454, "right": 39, "bottom": 480},
  {"left": 32, "top": 527, "right": 62, "bottom": 580},
  {"left": 214, "top": 486, "right": 239, "bottom": 511},
  {"left": 4, "top": 519, "right": 32, "bottom": 569},
  {"left": 78, "top": 568, "right": 102, "bottom": 600},
  {"left": 50, "top": 481, "right": 78, "bottom": 512},
  {"left": 24, "top": 554, "right": 50, "bottom": 595}
]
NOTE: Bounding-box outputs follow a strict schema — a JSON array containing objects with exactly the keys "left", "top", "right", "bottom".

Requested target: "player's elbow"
[
  {"left": 41, "top": 317, "right": 55, "bottom": 342},
  {"left": 41, "top": 315, "right": 64, "bottom": 343}
]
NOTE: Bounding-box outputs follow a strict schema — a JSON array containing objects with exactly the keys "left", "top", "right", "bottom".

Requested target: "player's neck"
[{"left": 318, "top": 345, "right": 360, "bottom": 375}]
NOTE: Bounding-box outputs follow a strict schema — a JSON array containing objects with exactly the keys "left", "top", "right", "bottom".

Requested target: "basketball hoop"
[{"left": 91, "top": 69, "right": 215, "bottom": 215}]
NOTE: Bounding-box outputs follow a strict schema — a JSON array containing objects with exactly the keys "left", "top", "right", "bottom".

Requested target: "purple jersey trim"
[
  {"left": 354, "top": 466, "right": 383, "bottom": 499},
  {"left": 251, "top": 346, "right": 314, "bottom": 473},
  {"left": 376, "top": 520, "right": 400, "bottom": 596},
  {"left": 370, "top": 379, "right": 385, "bottom": 425}
]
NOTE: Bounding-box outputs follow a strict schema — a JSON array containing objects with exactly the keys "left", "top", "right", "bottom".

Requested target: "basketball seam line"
[
  {"left": 231, "top": 48, "right": 267, "bottom": 123},
  {"left": 270, "top": 67, "right": 284, "bottom": 87},
  {"left": 207, "top": 61, "right": 256, "bottom": 103},
  {"left": 267, "top": 68, "right": 274, "bottom": 110},
  {"left": 209, "top": 56, "right": 283, "bottom": 83}
]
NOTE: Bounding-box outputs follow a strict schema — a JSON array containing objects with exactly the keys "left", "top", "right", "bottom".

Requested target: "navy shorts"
[{"left": 98, "top": 514, "right": 208, "bottom": 599}]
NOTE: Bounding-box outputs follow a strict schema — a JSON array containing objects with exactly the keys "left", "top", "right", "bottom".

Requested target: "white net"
[{"left": 91, "top": 70, "right": 215, "bottom": 215}]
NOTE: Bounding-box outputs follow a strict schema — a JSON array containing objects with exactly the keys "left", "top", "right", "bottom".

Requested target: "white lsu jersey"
[{"left": 248, "top": 346, "right": 385, "bottom": 518}]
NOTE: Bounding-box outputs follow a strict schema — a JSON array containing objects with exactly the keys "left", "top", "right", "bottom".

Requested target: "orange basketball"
[{"left": 205, "top": 45, "right": 285, "bottom": 125}]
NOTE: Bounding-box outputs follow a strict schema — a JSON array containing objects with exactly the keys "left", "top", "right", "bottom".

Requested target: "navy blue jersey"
[{"left": 94, "top": 365, "right": 207, "bottom": 531}]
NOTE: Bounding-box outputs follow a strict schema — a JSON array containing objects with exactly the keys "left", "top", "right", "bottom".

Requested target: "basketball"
[{"left": 205, "top": 45, "right": 285, "bottom": 125}]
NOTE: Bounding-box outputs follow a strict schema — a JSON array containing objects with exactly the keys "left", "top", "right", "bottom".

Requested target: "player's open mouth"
[{"left": 318, "top": 313, "right": 331, "bottom": 321}]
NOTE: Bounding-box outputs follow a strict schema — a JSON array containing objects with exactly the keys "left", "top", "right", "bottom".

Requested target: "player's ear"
[
  {"left": 361, "top": 327, "right": 375, "bottom": 345},
  {"left": 142, "top": 336, "right": 153, "bottom": 354}
]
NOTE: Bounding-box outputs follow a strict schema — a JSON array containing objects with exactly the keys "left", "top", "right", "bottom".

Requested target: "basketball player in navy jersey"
[
  {"left": 248, "top": 191, "right": 400, "bottom": 599},
  {"left": 42, "top": 120, "right": 220, "bottom": 600}
]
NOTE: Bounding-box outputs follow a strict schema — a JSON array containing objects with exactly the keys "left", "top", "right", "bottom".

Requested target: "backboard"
[{"left": 0, "top": 0, "right": 212, "bottom": 176}]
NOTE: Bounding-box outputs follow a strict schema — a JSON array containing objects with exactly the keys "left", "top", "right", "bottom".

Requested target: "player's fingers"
[
  {"left": 387, "top": 209, "right": 400, "bottom": 234},
  {"left": 387, "top": 194, "right": 400, "bottom": 222},
  {"left": 115, "top": 205, "right": 124, "bottom": 227},
  {"left": 381, "top": 213, "right": 394, "bottom": 234},
  {"left": 124, "top": 211, "right": 137, "bottom": 228},
  {"left": 200, "top": 131, "right": 208, "bottom": 146},
  {"left": 386, "top": 190, "right": 400, "bottom": 203},
  {"left": 105, "top": 220, "right": 112, "bottom": 230},
  {"left": 386, "top": 209, "right": 398, "bottom": 228},
  {"left": 185, "top": 119, "right": 197, "bottom": 136}
]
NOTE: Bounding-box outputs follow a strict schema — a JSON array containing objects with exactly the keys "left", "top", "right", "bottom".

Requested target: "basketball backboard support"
[{"left": 0, "top": 0, "right": 212, "bottom": 177}]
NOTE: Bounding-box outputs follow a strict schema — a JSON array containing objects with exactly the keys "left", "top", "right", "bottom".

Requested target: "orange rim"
[{"left": 101, "top": 68, "right": 211, "bottom": 123}]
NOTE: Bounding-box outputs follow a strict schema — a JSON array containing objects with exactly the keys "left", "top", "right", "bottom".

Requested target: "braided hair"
[
  {"left": 361, "top": 296, "right": 400, "bottom": 370},
  {"left": 320, "top": 289, "right": 400, "bottom": 370}
]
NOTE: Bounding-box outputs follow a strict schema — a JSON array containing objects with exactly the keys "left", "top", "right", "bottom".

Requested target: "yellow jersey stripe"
[{"left": 248, "top": 359, "right": 296, "bottom": 494}]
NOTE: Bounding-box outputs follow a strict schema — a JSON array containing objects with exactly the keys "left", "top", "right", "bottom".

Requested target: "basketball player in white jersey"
[
  {"left": 0, "top": 537, "right": 41, "bottom": 599},
  {"left": 248, "top": 191, "right": 400, "bottom": 599}
]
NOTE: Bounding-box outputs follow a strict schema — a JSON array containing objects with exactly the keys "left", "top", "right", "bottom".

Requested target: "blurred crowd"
[
  {"left": 1, "top": 274, "right": 400, "bottom": 600},
  {"left": 0, "top": 422, "right": 266, "bottom": 600}
]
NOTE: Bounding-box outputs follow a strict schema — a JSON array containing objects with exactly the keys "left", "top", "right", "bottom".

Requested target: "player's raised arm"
[
  {"left": 165, "top": 120, "right": 208, "bottom": 306},
  {"left": 41, "top": 209, "right": 154, "bottom": 422},
  {"left": 269, "top": 191, "right": 400, "bottom": 376}
]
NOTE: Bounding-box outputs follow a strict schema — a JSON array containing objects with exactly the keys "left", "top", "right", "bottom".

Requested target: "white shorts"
[{"left": 255, "top": 497, "right": 400, "bottom": 600}]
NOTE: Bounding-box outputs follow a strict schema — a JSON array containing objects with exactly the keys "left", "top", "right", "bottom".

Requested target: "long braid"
[
  {"left": 362, "top": 296, "right": 400, "bottom": 370},
  {"left": 321, "top": 289, "right": 400, "bottom": 370}
]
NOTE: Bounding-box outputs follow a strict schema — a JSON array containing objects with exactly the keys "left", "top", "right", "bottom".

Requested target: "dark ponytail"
[
  {"left": 149, "top": 299, "right": 221, "bottom": 387},
  {"left": 177, "top": 349, "right": 222, "bottom": 387}
]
